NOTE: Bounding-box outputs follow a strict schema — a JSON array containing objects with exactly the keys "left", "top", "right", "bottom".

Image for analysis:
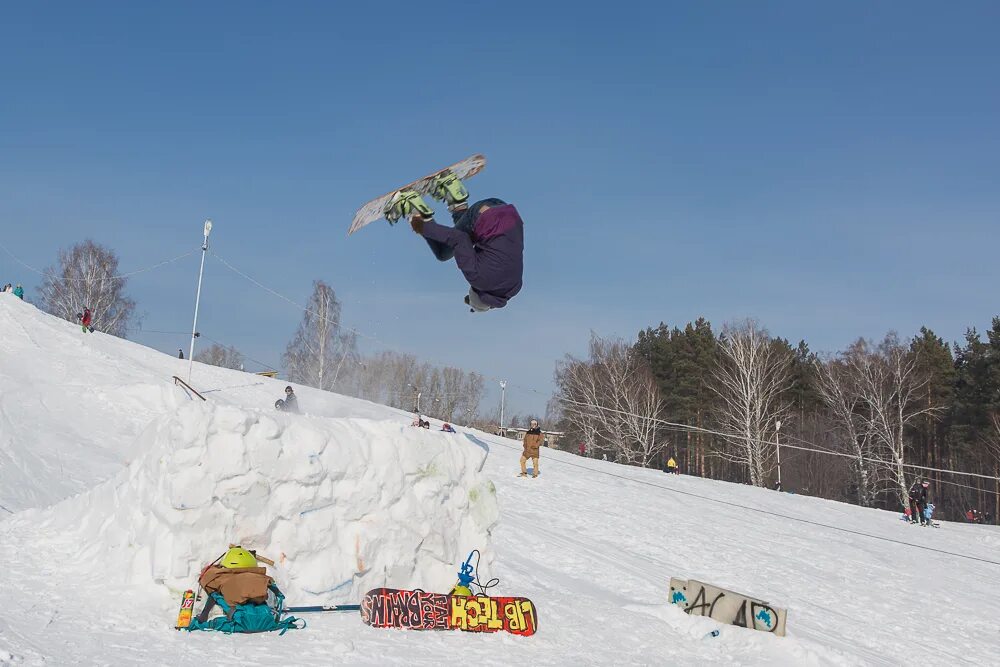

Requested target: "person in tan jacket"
[{"left": 520, "top": 419, "right": 543, "bottom": 478}]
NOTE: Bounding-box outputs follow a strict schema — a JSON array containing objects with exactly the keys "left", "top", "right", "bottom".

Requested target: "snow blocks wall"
[
  {"left": 20, "top": 402, "right": 499, "bottom": 604},
  {"left": 669, "top": 578, "right": 787, "bottom": 636}
]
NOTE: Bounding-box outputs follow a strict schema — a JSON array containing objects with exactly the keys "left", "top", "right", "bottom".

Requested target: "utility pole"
[
  {"left": 499, "top": 380, "right": 507, "bottom": 436},
  {"left": 187, "top": 220, "right": 212, "bottom": 382},
  {"left": 775, "top": 419, "right": 783, "bottom": 492}
]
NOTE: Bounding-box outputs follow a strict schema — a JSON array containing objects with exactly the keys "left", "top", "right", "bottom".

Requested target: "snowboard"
[
  {"left": 348, "top": 154, "right": 487, "bottom": 235},
  {"left": 360, "top": 587, "right": 537, "bottom": 636}
]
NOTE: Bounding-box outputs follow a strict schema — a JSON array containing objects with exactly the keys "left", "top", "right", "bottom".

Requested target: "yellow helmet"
[{"left": 220, "top": 546, "right": 258, "bottom": 569}]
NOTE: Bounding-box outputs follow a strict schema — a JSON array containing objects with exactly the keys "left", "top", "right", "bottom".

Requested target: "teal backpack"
[{"left": 187, "top": 583, "right": 305, "bottom": 635}]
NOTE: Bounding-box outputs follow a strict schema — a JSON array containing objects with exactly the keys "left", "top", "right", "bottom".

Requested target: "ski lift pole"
[{"left": 187, "top": 220, "right": 212, "bottom": 382}]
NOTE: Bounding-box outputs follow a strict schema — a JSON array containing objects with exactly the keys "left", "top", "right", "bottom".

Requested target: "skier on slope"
[
  {"left": 384, "top": 173, "right": 523, "bottom": 312},
  {"left": 908, "top": 479, "right": 930, "bottom": 526},
  {"left": 77, "top": 307, "right": 93, "bottom": 333}
]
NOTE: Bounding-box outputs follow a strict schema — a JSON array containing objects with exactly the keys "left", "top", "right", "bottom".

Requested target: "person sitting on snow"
[{"left": 282, "top": 386, "right": 299, "bottom": 413}]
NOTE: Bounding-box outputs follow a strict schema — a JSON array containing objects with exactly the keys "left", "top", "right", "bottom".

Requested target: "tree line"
[{"left": 552, "top": 317, "right": 1000, "bottom": 523}]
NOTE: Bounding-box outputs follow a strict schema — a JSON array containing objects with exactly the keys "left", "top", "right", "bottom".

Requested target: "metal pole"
[
  {"left": 417, "top": 391, "right": 421, "bottom": 414},
  {"left": 499, "top": 380, "right": 507, "bottom": 436},
  {"left": 187, "top": 220, "right": 212, "bottom": 382},
  {"left": 775, "top": 419, "right": 782, "bottom": 491}
]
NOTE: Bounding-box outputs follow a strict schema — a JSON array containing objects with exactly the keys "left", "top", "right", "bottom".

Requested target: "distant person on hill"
[
  {"left": 519, "top": 419, "right": 543, "bottom": 478},
  {"left": 2, "top": 283, "right": 11, "bottom": 293},
  {"left": 441, "top": 423, "right": 456, "bottom": 433},
  {"left": 178, "top": 349, "right": 184, "bottom": 359},
  {"left": 282, "top": 386, "right": 299, "bottom": 413},
  {"left": 13, "top": 284, "right": 23, "bottom": 300},
  {"left": 908, "top": 479, "right": 929, "bottom": 526},
  {"left": 666, "top": 456, "right": 678, "bottom": 474},
  {"left": 578, "top": 442, "right": 586, "bottom": 457},
  {"left": 411, "top": 414, "right": 422, "bottom": 427},
  {"left": 77, "top": 307, "right": 93, "bottom": 333}
]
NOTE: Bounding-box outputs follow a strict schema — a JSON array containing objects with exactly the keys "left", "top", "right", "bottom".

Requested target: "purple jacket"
[{"left": 421, "top": 204, "right": 524, "bottom": 308}]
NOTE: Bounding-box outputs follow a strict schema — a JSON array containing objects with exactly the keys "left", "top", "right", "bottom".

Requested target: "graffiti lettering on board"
[
  {"left": 669, "top": 578, "right": 787, "bottom": 637},
  {"left": 361, "top": 588, "right": 537, "bottom": 636}
]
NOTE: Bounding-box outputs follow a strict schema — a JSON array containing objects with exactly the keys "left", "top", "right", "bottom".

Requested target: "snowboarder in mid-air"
[{"left": 384, "top": 172, "right": 523, "bottom": 312}]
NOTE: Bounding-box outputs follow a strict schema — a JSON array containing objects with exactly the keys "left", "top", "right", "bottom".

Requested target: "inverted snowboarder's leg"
[
  {"left": 420, "top": 180, "right": 475, "bottom": 262},
  {"left": 465, "top": 289, "right": 492, "bottom": 312}
]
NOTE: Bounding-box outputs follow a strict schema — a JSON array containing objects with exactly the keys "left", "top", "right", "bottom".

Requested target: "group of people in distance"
[
  {"left": 410, "top": 414, "right": 456, "bottom": 433},
  {"left": 906, "top": 479, "right": 935, "bottom": 526},
  {"left": 2, "top": 283, "right": 24, "bottom": 299}
]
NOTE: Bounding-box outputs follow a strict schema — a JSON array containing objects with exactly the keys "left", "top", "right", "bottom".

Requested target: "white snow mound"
[{"left": 18, "top": 401, "right": 499, "bottom": 603}]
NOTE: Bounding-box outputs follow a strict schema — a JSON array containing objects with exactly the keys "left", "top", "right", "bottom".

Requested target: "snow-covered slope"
[{"left": 0, "top": 295, "right": 998, "bottom": 666}]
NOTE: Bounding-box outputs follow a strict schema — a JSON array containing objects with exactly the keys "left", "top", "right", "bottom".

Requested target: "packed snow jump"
[{"left": 350, "top": 155, "right": 524, "bottom": 312}]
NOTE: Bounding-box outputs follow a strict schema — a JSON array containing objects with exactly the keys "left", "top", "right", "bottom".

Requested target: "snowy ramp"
[{"left": 12, "top": 402, "right": 499, "bottom": 604}]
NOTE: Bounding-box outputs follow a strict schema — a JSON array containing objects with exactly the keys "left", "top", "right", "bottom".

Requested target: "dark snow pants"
[{"left": 424, "top": 198, "right": 507, "bottom": 262}]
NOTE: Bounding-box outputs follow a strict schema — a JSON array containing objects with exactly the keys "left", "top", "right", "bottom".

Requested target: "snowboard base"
[
  {"left": 348, "top": 154, "right": 487, "bottom": 235},
  {"left": 360, "top": 587, "right": 537, "bottom": 636}
]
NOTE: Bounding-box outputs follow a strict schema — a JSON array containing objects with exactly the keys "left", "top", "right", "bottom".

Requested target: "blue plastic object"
[{"left": 456, "top": 551, "right": 475, "bottom": 589}]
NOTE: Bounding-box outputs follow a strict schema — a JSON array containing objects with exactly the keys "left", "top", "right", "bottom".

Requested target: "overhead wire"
[
  {"left": 0, "top": 241, "right": 195, "bottom": 281},
  {"left": 486, "top": 437, "right": 1000, "bottom": 567},
  {"left": 208, "top": 246, "right": 1000, "bottom": 486}
]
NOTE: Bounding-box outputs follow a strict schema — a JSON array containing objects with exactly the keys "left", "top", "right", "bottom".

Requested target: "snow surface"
[{"left": 1, "top": 294, "right": 999, "bottom": 665}]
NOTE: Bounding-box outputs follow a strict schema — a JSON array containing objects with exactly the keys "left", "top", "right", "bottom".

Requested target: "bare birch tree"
[
  {"left": 853, "top": 333, "right": 943, "bottom": 505},
  {"left": 555, "top": 334, "right": 666, "bottom": 467},
  {"left": 194, "top": 343, "right": 245, "bottom": 370},
  {"left": 283, "top": 280, "right": 356, "bottom": 391},
  {"left": 37, "top": 240, "right": 138, "bottom": 336},
  {"left": 710, "top": 319, "right": 793, "bottom": 487},
  {"left": 815, "top": 342, "right": 880, "bottom": 506}
]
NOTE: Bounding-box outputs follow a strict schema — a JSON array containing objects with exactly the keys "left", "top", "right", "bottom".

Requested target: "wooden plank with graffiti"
[
  {"left": 669, "top": 578, "right": 787, "bottom": 637},
  {"left": 360, "top": 588, "right": 538, "bottom": 637}
]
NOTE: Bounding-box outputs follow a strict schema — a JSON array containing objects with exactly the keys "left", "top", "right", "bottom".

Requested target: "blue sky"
[{"left": 2, "top": 2, "right": 999, "bottom": 417}]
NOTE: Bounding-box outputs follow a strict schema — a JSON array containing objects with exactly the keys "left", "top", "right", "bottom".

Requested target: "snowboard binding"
[
  {"left": 384, "top": 189, "right": 434, "bottom": 225},
  {"left": 429, "top": 171, "right": 469, "bottom": 210}
]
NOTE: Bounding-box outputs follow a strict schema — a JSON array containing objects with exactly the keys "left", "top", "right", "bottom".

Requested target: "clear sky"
[{"left": 2, "top": 2, "right": 998, "bottom": 417}]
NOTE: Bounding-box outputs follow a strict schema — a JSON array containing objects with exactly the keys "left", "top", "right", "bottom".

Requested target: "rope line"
[
  {"left": 208, "top": 247, "right": 1000, "bottom": 486},
  {"left": 487, "top": 438, "right": 1000, "bottom": 567},
  {"left": 0, "top": 242, "right": 195, "bottom": 282},
  {"left": 552, "top": 395, "right": 1000, "bottom": 483}
]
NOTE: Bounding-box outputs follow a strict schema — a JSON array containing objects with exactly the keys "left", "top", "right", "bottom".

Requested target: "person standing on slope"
[
  {"left": 78, "top": 307, "right": 93, "bottom": 333},
  {"left": 13, "top": 284, "right": 24, "bottom": 300},
  {"left": 520, "top": 419, "right": 543, "bottom": 478},
  {"left": 908, "top": 479, "right": 929, "bottom": 526},
  {"left": 384, "top": 172, "right": 523, "bottom": 312},
  {"left": 666, "top": 456, "right": 678, "bottom": 474}
]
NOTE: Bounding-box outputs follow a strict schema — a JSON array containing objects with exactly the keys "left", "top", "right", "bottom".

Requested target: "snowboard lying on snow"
[
  {"left": 348, "top": 154, "right": 487, "bottom": 235},
  {"left": 360, "top": 587, "right": 537, "bottom": 636}
]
